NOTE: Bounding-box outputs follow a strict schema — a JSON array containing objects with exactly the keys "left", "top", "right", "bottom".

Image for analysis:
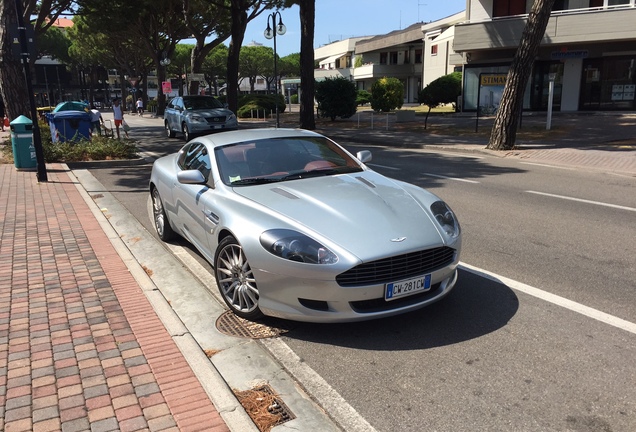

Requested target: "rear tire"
[
  {"left": 151, "top": 188, "right": 176, "bottom": 241},
  {"left": 214, "top": 236, "right": 264, "bottom": 321},
  {"left": 165, "top": 121, "right": 175, "bottom": 138}
]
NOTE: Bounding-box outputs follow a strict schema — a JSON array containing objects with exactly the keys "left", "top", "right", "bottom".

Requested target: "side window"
[
  {"left": 167, "top": 99, "right": 175, "bottom": 109},
  {"left": 180, "top": 143, "right": 212, "bottom": 179},
  {"left": 174, "top": 98, "right": 183, "bottom": 110}
]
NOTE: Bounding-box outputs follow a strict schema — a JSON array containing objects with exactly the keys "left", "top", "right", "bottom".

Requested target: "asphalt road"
[{"left": 84, "top": 121, "right": 636, "bottom": 432}]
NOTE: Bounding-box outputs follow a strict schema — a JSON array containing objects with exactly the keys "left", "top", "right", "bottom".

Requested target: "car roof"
[{"left": 195, "top": 128, "right": 325, "bottom": 148}]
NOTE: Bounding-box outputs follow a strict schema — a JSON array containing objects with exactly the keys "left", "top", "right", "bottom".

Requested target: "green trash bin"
[{"left": 10, "top": 115, "right": 37, "bottom": 170}]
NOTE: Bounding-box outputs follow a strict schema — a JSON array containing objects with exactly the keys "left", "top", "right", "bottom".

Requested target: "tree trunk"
[
  {"left": 487, "top": 0, "right": 556, "bottom": 151},
  {"left": 0, "top": 0, "right": 31, "bottom": 120},
  {"left": 298, "top": 0, "right": 315, "bottom": 130},
  {"left": 226, "top": 1, "right": 248, "bottom": 114}
]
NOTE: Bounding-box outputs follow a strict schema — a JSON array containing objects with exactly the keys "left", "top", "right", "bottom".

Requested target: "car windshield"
[
  {"left": 215, "top": 137, "right": 363, "bottom": 186},
  {"left": 183, "top": 97, "right": 224, "bottom": 110}
]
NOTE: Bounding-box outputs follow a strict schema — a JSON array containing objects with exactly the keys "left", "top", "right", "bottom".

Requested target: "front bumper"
[{"left": 253, "top": 261, "right": 460, "bottom": 323}]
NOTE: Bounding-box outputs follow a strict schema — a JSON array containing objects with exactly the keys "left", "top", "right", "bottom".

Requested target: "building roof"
[
  {"left": 49, "top": 17, "right": 74, "bottom": 28},
  {"left": 355, "top": 11, "right": 465, "bottom": 54}
]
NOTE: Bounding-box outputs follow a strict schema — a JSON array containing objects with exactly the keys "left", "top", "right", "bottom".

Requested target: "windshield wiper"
[
  {"left": 230, "top": 177, "right": 281, "bottom": 185},
  {"left": 280, "top": 166, "right": 363, "bottom": 181}
]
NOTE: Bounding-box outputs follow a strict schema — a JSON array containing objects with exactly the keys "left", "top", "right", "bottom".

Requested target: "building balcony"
[
  {"left": 454, "top": 6, "right": 636, "bottom": 52},
  {"left": 352, "top": 63, "right": 418, "bottom": 80},
  {"left": 314, "top": 68, "right": 353, "bottom": 81}
]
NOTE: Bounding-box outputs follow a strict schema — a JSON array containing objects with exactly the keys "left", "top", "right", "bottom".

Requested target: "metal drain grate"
[
  {"left": 215, "top": 311, "right": 293, "bottom": 339},
  {"left": 235, "top": 384, "right": 296, "bottom": 430}
]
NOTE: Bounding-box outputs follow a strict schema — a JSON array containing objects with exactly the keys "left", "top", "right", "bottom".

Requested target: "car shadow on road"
[{"left": 277, "top": 268, "right": 519, "bottom": 351}]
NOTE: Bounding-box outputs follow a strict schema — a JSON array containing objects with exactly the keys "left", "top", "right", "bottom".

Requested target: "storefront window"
[
  {"left": 580, "top": 56, "right": 636, "bottom": 110},
  {"left": 463, "top": 65, "right": 531, "bottom": 111},
  {"left": 531, "top": 62, "right": 564, "bottom": 111}
]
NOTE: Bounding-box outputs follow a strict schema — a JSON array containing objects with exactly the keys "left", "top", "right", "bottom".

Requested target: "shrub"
[
  {"left": 356, "top": 90, "right": 372, "bottom": 106},
  {"left": 236, "top": 94, "right": 285, "bottom": 118},
  {"left": 290, "top": 94, "right": 299, "bottom": 104},
  {"left": 147, "top": 99, "right": 158, "bottom": 111},
  {"left": 418, "top": 72, "right": 462, "bottom": 129},
  {"left": 314, "top": 77, "right": 357, "bottom": 121},
  {"left": 42, "top": 135, "right": 138, "bottom": 162},
  {"left": 371, "top": 77, "right": 404, "bottom": 113}
]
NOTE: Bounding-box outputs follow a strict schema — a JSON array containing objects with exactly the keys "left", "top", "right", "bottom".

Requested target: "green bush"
[
  {"left": 237, "top": 102, "right": 267, "bottom": 119},
  {"left": 356, "top": 90, "right": 372, "bottom": 106},
  {"left": 418, "top": 72, "right": 462, "bottom": 109},
  {"left": 315, "top": 77, "right": 357, "bottom": 121},
  {"left": 290, "top": 94, "right": 299, "bottom": 104},
  {"left": 418, "top": 72, "right": 462, "bottom": 129},
  {"left": 236, "top": 94, "right": 285, "bottom": 118},
  {"left": 42, "top": 135, "right": 138, "bottom": 162},
  {"left": 371, "top": 77, "right": 404, "bottom": 113}
]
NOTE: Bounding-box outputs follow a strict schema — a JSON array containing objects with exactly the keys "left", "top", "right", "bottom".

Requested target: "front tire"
[
  {"left": 165, "top": 121, "right": 175, "bottom": 138},
  {"left": 214, "top": 236, "right": 263, "bottom": 321},
  {"left": 151, "top": 188, "right": 176, "bottom": 241},
  {"left": 182, "top": 123, "right": 191, "bottom": 142}
]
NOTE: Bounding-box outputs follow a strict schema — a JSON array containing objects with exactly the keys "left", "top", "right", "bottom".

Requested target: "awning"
[{"left": 319, "top": 53, "right": 347, "bottom": 66}]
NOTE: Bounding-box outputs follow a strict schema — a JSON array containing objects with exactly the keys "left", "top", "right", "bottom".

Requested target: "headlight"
[
  {"left": 189, "top": 114, "right": 206, "bottom": 124},
  {"left": 430, "top": 201, "right": 460, "bottom": 238},
  {"left": 227, "top": 113, "right": 237, "bottom": 121},
  {"left": 260, "top": 229, "right": 338, "bottom": 264}
]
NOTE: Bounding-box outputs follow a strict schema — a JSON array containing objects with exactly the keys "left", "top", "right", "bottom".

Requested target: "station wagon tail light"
[
  {"left": 260, "top": 229, "right": 338, "bottom": 264},
  {"left": 430, "top": 201, "right": 460, "bottom": 238}
]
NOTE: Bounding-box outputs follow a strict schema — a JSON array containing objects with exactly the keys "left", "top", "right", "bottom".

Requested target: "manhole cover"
[{"left": 216, "top": 311, "right": 293, "bottom": 339}]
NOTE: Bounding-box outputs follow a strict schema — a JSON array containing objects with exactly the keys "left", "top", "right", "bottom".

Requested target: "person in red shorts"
[{"left": 112, "top": 98, "right": 127, "bottom": 139}]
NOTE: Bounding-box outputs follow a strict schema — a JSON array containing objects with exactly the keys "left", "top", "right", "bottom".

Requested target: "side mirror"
[
  {"left": 357, "top": 150, "right": 372, "bottom": 164},
  {"left": 177, "top": 169, "right": 206, "bottom": 185}
]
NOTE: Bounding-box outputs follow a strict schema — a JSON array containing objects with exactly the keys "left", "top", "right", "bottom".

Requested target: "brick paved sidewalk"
[{"left": 0, "top": 164, "right": 230, "bottom": 432}]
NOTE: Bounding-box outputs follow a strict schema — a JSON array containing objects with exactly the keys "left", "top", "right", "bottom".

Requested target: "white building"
[{"left": 453, "top": 0, "right": 636, "bottom": 112}]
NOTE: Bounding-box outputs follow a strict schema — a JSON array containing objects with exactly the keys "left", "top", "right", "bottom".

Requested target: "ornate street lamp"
[{"left": 264, "top": 11, "right": 286, "bottom": 128}]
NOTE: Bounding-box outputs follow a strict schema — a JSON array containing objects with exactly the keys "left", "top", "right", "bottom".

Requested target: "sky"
[{"left": 242, "top": 0, "right": 467, "bottom": 57}]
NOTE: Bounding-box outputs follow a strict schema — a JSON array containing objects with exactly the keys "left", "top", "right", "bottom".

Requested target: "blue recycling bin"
[
  {"left": 10, "top": 115, "right": 37, "bottom": 169},
  {"left": 46, "top": 110, "right": 92, "bottom": 143}
]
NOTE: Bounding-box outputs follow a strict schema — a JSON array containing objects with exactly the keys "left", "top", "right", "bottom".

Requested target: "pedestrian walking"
[
  {"left": 112, "top": 98, "right": 127, "bottom": 139},
  {"left": 136, "top": 97, "right": 144, "bottom": 116},
  {"left": 90, "top": 105, "right": 105, "bottom": 135}
]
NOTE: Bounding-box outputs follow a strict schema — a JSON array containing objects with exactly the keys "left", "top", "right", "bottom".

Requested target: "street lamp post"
[
  {"left": 160, "top": 57, "right": 171, "bottom": 115},
  {"left": 264, "top": 11, "right": 286, "bottom": 128}
]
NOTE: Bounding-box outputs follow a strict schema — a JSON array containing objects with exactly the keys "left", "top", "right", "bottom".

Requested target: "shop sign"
[{"left": 551, "top": 50, "right": 589, "bottom": 60}]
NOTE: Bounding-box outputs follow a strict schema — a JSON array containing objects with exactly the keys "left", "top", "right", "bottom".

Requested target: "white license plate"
[{"left": 385, "top": 274, "right": 432, "bottom": 301}]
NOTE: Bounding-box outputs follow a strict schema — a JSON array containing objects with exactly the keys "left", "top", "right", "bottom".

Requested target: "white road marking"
[
  {"left": 423, "top": 173, "right": 481, "bottom": 184},
  {"left": 459, "top": 262, "right": 636, "bottom": 335},
  {"left": 526, "top": 190, "right": 636, "bottom": 212}
]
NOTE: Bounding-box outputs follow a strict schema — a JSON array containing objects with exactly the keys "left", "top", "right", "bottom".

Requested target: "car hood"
[{"left": 233, "top": 171, "right": 446, "bottom": 260}]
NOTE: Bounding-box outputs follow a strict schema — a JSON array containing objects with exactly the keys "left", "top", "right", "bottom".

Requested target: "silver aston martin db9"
[{"left": 149, "top": 128, "right": 461, "bottom": 323}]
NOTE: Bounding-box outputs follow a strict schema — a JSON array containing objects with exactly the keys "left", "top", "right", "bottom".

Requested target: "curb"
[{"left": 67, "top": 166, "right": 260, "bottom": 432}]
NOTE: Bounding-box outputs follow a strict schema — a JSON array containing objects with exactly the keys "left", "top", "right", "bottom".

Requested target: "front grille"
[
  {"left": 206, "top": 116, "right": 226, "bottom": 124},
  {"left": 336, "top": 246, "right": 456, "bottom": 287}
]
